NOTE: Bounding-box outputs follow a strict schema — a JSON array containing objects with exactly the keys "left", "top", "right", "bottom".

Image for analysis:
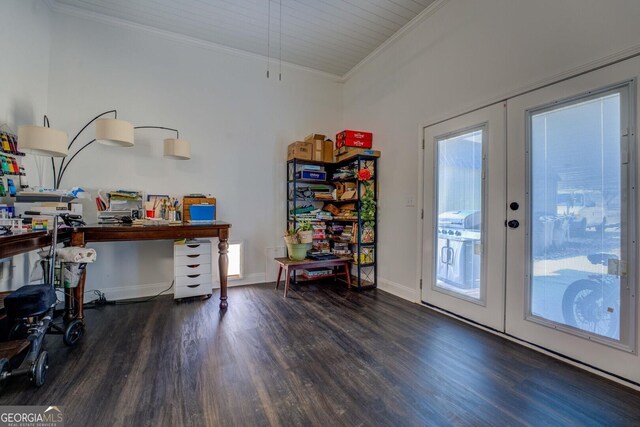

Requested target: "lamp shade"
[
  {"left": 96, "top": 118, "right": 134, "bottom": 147},
  {"left": 18, "top": 125, "right": 68, "bottom": 157},
  {"left": 163, "top": 138, "right": 190, "bottom": 160}
]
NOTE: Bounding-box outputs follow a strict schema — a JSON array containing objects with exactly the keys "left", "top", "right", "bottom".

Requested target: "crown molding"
[
  {"left": 341, "top": 0, "right": 451, "bottom": 82},
  {"left": 49, "top": 1, "right": 344, "bottom": 83}
]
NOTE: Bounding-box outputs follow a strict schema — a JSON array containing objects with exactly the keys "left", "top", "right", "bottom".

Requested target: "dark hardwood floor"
[{"left": 1, "top": 282, "right": 640, "bottom": 426}]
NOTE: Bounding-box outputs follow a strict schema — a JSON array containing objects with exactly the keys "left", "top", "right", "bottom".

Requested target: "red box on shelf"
[
  {"left": 336, "top": 138, "right": 373, "bottom": 149},
  {"left": 336, "top": 130, "right": 373, "bottom": 149}
]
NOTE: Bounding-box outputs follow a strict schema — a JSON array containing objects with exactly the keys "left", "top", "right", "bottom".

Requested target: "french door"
[
  {"left": 421, "top": 103, "right": 507, "bottom": 331},
  {"left": 421, "top": 57, "right": 640, "bottom": 383},
  {"left": 505, "top": 58, "right": 640, "bottom": 382}
]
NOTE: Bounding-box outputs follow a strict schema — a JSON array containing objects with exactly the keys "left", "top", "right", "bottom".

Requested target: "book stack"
[{"left": 301, "top": 267, "right": 333, "bottom": 280}]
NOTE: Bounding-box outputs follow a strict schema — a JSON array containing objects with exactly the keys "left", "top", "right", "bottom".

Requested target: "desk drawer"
[
  {"left": 175, "top": 253, "right": 211, "bottom": 266},
  {"left": 174, "top": 242, "right": 211, "bottom": 256},
  {"left": 174, "top": 282, "right": 212, "bottom": 299},
  {"left": 176, "top": 273, "right": 212, "bottom": 287},
  {"left": 175, "top": 263, "right": 211, "bottom": 276}
]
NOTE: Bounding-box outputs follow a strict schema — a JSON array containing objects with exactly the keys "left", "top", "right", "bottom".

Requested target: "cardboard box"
[
  {"left": 336, "top": 148, "right": 381, "bottom": 162},
  {"left": 323, "top": 204, "right": 341, "bottom": 216},
  {"left": 334, "top": 146, "right": 354, "bottom": 157},
  {"left": 304, "top": 133, "right": 326, "bottom": 142},
  {"left": 287, "top": 141, "right": 313, "bottom": 161},
  {"left": 335, "top": 182, "right": 356, "bottom": 199},
  {"left": 323, "top": 140, "right": 333, "bottom": 162},
  {"left": 312, "top": 139, "right": 324, "bottom": 161}
]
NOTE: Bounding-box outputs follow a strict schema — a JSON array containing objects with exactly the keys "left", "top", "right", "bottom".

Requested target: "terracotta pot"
[{"left": 298, "top": 230, "right": 313, "bottom": 244}]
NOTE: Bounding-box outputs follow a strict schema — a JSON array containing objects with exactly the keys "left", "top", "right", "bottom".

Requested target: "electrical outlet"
[{"left": 405, "top": 195, "right": 416, "bottom": 207}]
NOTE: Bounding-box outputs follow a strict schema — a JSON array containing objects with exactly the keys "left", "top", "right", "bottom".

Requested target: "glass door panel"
[
  {"left": 530, "top": 93, "right": 623, "bottom": 340},
  {"left": 435, "top": 129, "right": 483, "bottom": 301}
]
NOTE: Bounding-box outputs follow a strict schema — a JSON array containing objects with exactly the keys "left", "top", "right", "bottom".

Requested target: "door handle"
[
  {"left": 507, "top": 220, "right": 520, "bottom": 229},
  {"left": 447, "top": 247, "right": 455, "bottom": 265},
  {"left": 440, "top": 246, "right": 448, "bottom": 264}
]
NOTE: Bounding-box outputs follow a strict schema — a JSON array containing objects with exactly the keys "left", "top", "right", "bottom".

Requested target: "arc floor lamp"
[{"left": 18, "top": 110, "right": 191, "bottom": 189}]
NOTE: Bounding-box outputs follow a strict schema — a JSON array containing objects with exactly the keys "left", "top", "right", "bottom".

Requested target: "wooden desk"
[
  {"left": 274, "top": 257, "right": 351, "bottom": 298},
  {"left": 0, "top": 229, "right": 71, "bottom": 260},
  {"left": 70, "top": 222, "right": 232, "bottom": 318}
]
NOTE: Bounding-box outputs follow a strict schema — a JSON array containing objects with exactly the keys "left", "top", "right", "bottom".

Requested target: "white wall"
[
  {"left": 43, "top": 10, "right": 341, "bottom": 298},
  {"left": 0, "top": 1, "right": 51, "bottom": 136},
  {"left": 0, "top": 0, "right": 52, "bottom": 290},
  {"left": 342, "top": 0, "right": 640, "bottom": 301}
]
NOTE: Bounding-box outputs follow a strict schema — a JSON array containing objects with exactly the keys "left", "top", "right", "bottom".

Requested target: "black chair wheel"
[
  {"left": 8, "top": 321, "right": 28, "bottom": 341},
  {"left": 63, "top": 320, "right": 84, "bottom": 347},
  {"left": 32, "top": 351, "right": 48, "bottom": 387},
  {"left": 204, "top": 294, "right": 212, "bottom": 300},
  {"left": 0, "top": 358, "right": 10, "bottom": 391}
]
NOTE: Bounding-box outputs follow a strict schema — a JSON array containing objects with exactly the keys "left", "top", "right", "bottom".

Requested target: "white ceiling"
[{"left": 54, "top": 0, "right": 436, "bottom": 76}]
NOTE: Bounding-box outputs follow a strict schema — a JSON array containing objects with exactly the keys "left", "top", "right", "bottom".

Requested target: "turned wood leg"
[
  {"left": 283, "top": 267, "right": 291, "bottom": 298},
  {"left": 275, "top": 265, "right": 283, "bottom": 289},
  {"left": 218, "top": 237, "right": 229, "bottom": 309},
  {"left": 345, "top": 262, "right": 352, "bottom": 289}
]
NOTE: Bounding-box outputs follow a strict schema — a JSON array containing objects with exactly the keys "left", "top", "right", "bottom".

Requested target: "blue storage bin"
[
  {"left": 189, "top": 204, "right": 216, "bottom": 222},
  {"left": 295, "top": 170, "right": 327, "bottom": 181}
]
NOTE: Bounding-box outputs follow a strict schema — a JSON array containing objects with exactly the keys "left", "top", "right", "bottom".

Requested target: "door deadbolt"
[{"left": 510, "top": 202, "right": 519, "bottom": 211}]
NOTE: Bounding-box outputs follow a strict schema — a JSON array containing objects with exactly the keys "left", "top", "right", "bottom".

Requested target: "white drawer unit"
[
  {"left": 174, "top": 239, "right": 213, "bottom": 300},
  {"left": 174, "top": 242, "right": 212, "bottom": 256},
  {"left": 175, "top": 253, "right": 211, "bottom": 266},
  {"left": 176, "top": 274, "right": 212, "bottom": 287},
  {"left": 175, "top": 263, "right": 212, "bottom": 277}
]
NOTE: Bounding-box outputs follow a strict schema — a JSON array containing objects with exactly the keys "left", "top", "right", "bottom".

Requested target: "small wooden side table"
[{"left": 274, "top": 257, "right": 352, "bottom": 298}]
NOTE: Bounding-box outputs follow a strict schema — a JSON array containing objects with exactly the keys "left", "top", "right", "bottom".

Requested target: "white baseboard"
[
  {"left": 91, "top": 272, "right": 267, "bottom": 301},
  {"left": 377, "top": 277, "right": 419, "bottom": 302},
  {"left": 90, "top": 282, "right": 174, "bottom": 301},
  {"left": 213, "top": 272, "right": 266, "bottom": 289}
]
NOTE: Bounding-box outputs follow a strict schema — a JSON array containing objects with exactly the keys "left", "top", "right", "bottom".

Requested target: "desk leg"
[
  {"left": 218, "top": 237, "right": 229, "bottom": 309},
  {"left": 275, "top": 265, "right": 283, "bottom": 290}
]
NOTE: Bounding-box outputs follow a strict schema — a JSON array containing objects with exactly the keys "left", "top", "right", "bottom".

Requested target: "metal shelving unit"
[{"left": 286, "top": 154, "right": 378, "bottom": 290}]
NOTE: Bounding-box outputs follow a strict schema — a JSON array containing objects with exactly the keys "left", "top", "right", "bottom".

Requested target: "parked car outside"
[{"left": 557, "top": 190, "right": 606, "bottom": 235}]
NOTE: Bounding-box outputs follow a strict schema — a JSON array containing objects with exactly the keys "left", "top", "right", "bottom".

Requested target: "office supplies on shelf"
[
  {"left": 183, "top": 196, "right": 216, "bottom": 222},
  {"left": 7, "top": 179, "right": 16, "bottom": 197}
]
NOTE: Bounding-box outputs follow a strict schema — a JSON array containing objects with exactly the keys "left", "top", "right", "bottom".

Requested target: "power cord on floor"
[{"left": 83, "top": 281, "right": 175, "bottom": 308}]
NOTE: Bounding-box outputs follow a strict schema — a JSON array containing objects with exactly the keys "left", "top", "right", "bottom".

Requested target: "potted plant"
[
  {"left": 358, "top": 168, "right": 376, "bottom": 243},
  {"left": 297, "top": 219, "right": 313, "bottom": 244},
  {"left": 283, "top": 227, "right": 307, "bottom": 261},
  {"left": 284, "top": 228, "right": 299, "bottom": 244}
]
